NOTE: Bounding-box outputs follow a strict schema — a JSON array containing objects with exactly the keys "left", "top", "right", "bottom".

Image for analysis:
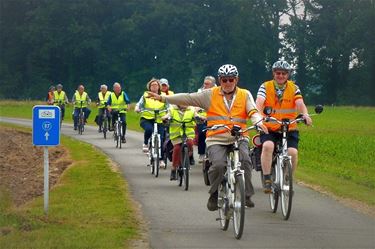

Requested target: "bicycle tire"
[
  {"left": 218, "top": 181, "right": 230, "bottom": 231},
  {"left": 269, "top": 164, "right": 279, "bottom": 213},
  {"left": 149, "top": 140, "right": 154, "bottom": 174},
  {"left": 178, "top": 146, "right": 186, "bottom": 187},
  {"left": 103, "top": 119, "right": 107, "bottom": 139},
  {"left": 119, "top": 123, "right": 122, "bottom": 149},
  {"left": 154, "top": 136, "right": 159, "bottom": 177},
  {"left": 233, "top": 175, "right": 245, "bottom": 239},
  {"left": 183, "top": 146, "right": 189, "bottom": 191},
  {"left": 280, "top": 159, "right": 293, "bottom": 220},
  {"left": 115, "top": 123, "right": 119, "bottom": 148}
]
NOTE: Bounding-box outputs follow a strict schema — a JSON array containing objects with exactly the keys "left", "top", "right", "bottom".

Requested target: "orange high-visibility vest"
[
  {"left": 206, "top": 87, "right": 249, "bottom": 137},
  {"left": 263, "top": 80, "right": 300, "bottom": 131}
]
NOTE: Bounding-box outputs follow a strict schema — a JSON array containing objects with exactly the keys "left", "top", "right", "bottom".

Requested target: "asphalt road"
[{"left": 1, "top": 117, "right": 374, "bottom": 248}]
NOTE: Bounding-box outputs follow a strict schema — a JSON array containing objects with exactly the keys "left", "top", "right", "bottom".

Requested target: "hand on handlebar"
[
  {"left": 302, "top": 114, "right": 312, "bottom": 126},
  {"left": 257, "top": 121, "right": 269, "bottom": 134}
]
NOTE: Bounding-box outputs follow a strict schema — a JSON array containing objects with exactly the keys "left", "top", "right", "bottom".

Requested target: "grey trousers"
[{"left": 207, "top": 141, "right": 254, "bottom": 198}]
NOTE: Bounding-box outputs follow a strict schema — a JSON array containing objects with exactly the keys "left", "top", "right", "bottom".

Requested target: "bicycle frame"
[
  {"left": 206, "top": 123, "right": 258, "bottom": 239},
  {"left": 169, "top": 117, "right": 195, "bottom": 190},
  {"left": 140, "top": 108, "right": 167, "bottom": 177}
]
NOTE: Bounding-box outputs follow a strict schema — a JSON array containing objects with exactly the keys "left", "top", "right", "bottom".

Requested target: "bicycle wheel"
[
  {"left": 233, "top": 175, "right": 245, "bottom": 239},
  {"left": 269, "top": 164, "right": 279, "bottom": 213},
  {"left": 280, "top": 159, "right": 293, "bottom": 220},
  {"left": 182, "top": 146, "right": 189, "bottom": 191},
  {"left": 115, "top": 123, "right": 119, "bottom": 148},
  {"left": 103, "top": 119, "right": 107, "bottom": 139},
  {"left": 218, "top": 181, "right": 230, "bottom": 231},
  {"left": 149, "top": 140, "right": 154, "bottom": 174},
  {"left": 154, "top": 136, "right": 159, "bottom": 177},
  {"left": 119, "top": 123, "right": 122, "bottom": 149}
]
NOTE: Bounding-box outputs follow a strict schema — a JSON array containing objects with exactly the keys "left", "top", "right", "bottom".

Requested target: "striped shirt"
[{"left": 257, "top": 81, "right": 302, "bottom": 100}]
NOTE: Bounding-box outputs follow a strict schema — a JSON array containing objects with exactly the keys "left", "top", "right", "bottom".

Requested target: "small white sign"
[{"left": 39, "top": 109, "right": 55, "bottom": 119}]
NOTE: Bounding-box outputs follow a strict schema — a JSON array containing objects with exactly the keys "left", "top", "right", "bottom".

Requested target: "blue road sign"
[{"left": 32, "top": 105, "right": 61, "bottom": 146}]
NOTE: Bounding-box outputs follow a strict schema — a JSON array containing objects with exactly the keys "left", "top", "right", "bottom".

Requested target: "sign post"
[{"left": 32, "top": 105, "right": 61, "bottom": 214}]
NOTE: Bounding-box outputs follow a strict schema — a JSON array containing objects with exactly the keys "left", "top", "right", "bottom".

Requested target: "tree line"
[{"left": 0, "top": 0, "right": 374, "bottom": 105}]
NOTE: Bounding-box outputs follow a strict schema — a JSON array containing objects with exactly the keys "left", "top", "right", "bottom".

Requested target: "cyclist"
[
  {"left": 134, "top": 78, "right": 168, "bottom": 168},
  {"left": 107, "top": 82, "right": 130, "bottom": 143},
  {"left": 255, "top": 60, "right": 312, "bottom": 193},
  {"left": 72, "top": 84, "right": 92, "bottom": 130},
  {"left": 46, "top": 85, "right": 55, "bottom": 105},
  {"left": 160, "top": 78, "right": 174, "bottom": 95},
  {"left": 52, "top": 84, "right": 68, "bottom": 121},
  {"left": 162, "top": 105, "right": 196, "bottom": 181},
  {"left": 96, "top": 84, "right": 112, "bottom": 132},
  {"left": 196, "top": 76, "right": 216, "bottom": 162},
  {"left": 147, "top": 64, "right": 268, "bottom": 210}
]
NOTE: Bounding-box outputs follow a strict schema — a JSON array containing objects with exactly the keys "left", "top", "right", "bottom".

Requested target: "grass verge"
[{"left": 0, "top": 123, "right": 143, "bottom": 248}]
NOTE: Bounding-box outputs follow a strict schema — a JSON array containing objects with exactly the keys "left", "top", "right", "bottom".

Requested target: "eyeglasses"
[
  {"left": 274, "top": 71, "right": 288, "bottom": 76},
  {"left": 221, "top": 78, "right": 235, "bottom": 83}
]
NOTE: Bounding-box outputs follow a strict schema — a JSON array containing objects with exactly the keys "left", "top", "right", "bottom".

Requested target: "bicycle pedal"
[{"left": 215, "top": 218, "right": 223, "bottom": 221}]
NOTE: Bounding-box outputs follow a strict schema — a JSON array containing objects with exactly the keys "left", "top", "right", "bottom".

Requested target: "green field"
[
  {"left": 0, "top": 123, "right": 142, "bottom": 248},
  {"left": 1, "top": 100, "right": 374, "bottom": 207}
]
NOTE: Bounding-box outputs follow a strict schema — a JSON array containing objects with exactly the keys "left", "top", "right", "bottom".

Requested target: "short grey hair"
[
  {"left": 100, "top": 84, "right": 107, "bottom": 90},
  {"left": 113, "top": 82, "right": 121, "bottom": 88},
  {"left": 204, "top": 76, "right": 216, "bottom": 85}
]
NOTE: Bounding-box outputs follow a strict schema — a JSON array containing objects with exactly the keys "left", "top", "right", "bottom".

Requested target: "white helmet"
[
  {"left": 159, "top": 78, "right": 169, "bottom": 86},
  {"left": 218, "top": 64, "right": 239, "bottom": 77},
  {"left": 272, "top": 60, "right": 292, "bottom": 72}
]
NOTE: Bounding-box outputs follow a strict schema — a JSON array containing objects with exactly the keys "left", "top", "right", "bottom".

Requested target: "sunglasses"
[
  {"left": 275, "top": 71, "right": 288, "bottom": 76},
  {"left": 221, "top": 78, "right": 235, "bottom": 83}
]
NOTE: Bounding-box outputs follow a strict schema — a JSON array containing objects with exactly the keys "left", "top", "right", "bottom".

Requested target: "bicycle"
[
  {"left": 112, "top": 109, "right": 125, "bottom": 149},
  {"left": 101, "top": 107, "right": 110, "bottom": 139},
  {"left": 168, "top": 117, "right": 195, "bottom": 191},
  {"left": 262, "top": 105, "right": 323, "bottom": 220},
  {"left": 141, "top": 109, "right": 168, "bottom": 177},
  {"left": 206, "top": 123, "right": 258, "bottom": 239},
  {"left": 77, "top": 100, "right": 85, "bottom": 135},
  {"left": 53, "top": 99, "right": 65, "bottom": 127}
]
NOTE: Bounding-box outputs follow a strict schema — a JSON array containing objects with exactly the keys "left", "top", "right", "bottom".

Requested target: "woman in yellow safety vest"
[
  {"left": 134, "top": 78, "right": 168, "bottom": 167},
  {"left": 96, "top": 84, "right": 112, "bottom": 132}
]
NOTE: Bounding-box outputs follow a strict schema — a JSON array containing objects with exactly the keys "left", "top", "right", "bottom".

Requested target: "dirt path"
[{"left": 0, "top": 126, "right": 72, "bottom": 206}]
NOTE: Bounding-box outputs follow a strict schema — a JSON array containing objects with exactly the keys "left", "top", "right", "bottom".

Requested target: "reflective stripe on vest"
[
  {"left": 110, "top": 92, "right": 127, "bottom": 113},
  {"left": 263, "top": 80, "right": 298, "bottom": 131},
  {"left": 206, "top": 86, "right": 249, "bottom": 137},
  {"left": 169, "top": 107, "right": 196, "bottom": 140},
  {"left": 98, "top": 91, "right": 111, "bottom": 108},
  {"left": 74, "top": 92, "right": 88, "bottom": 108},
  {"left": 141, "top": 92, "right": 166, "bottom": 122},
  {"left": 53, "top": 91, "right": 65, "bottom": 105}
]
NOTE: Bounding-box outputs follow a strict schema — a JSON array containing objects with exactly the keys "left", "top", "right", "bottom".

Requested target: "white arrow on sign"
[{"left": 44, "top": 132, "right": 49, "bottom": 141}]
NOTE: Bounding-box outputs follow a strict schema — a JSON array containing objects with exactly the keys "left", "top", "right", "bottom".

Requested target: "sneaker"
[
  {"left": 264, "top": 179, "right": 272, "bottom": 194},
  {"left": 98, "top": 128, "right": 102, "bottom": 133},
  {"left": 142, "top": 144, "right": 149, "bottom": 153},
  {"left": 170, "top": 170, "right": 177, "bottom": 181},
  {"left": 121, "top": 138, "right": 126, "bottom": 143},
  {"left": 108, "top": 127, "right": 114, "bottom": 132},
  {"left": 74, "top": 127, "right": 77, "bottom": 130},
  {"left": 189, "top": 156, "right": 195, "bottom": 166},
  {"left": 245, "top": 197, "right": 255, "bottom": 208},
  {"left": 160, "top": 161, "right": 165, "bottom": 168},
  {"left": 198, "top": 154, "right": 205, "bottom": 163},
  {"left": 207, "top": 191, "right": 218, "bottom": 211}
]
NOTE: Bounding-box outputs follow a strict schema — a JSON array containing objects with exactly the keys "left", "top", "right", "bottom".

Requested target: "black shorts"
[{"left": 260, "top": 130, "right": 299, "bottom": 149}]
